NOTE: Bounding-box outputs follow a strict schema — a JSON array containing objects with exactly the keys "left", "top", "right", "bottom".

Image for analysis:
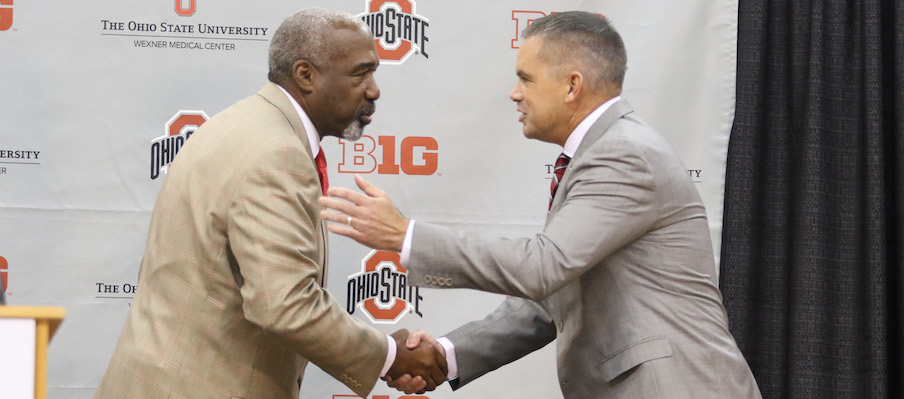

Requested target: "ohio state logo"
[
  {"left": 150, "top": 110, "right": 208, "bottom": 179},
  {"left": 358, "top": 0, "right": 429, "bottom": 64},
  {"left": 175, "top": 0, "right": 196, "bottom": 17},
  {"left": 347, "top": 250, "right": 423, "bottom": 324},
  {"left": 0, "top": 0, "right": 12, "bottom": 31}
]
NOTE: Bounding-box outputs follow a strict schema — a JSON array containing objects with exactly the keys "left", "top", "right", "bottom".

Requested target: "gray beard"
[
  {"left": 341, "top": 103, "right": 375, "bottom": 141},
  {"left": 341, "top": 120, "right": 364, "bottom": 141}
]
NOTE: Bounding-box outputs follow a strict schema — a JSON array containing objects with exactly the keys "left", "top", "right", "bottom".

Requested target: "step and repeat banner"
[{"left": 0, "top": 0, "right": 738, "bottom": 398}]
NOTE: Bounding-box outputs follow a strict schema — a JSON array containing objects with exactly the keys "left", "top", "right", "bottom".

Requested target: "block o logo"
[
  {"left": 175, "top": 0, "right": 196, "bottom": 16},
  {"left": 1, "top": 256, "right": 8, "bottom": 292},
  {"left": 0, "top": 0, "right": 13, "bottom": 32},
  {"left": 358, "top": 0, "right": 430, "bottom": 64},
  {"left": 346, "top": 250, "right": 423, "bottom": 324},
  {"left": 150, "top": 110, "right": 208, "bottom": 179}
]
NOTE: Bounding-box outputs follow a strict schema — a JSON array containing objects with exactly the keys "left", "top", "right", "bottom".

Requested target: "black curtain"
[{"left": 720, "top": 1, "right": 904, "bottom": 398}]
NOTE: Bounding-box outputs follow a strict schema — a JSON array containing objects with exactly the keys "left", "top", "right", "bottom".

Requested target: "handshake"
[{"left": 384, "top": 329, "right": 447, "bottom": 394}]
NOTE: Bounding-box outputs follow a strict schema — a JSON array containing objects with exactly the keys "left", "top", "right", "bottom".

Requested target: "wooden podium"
[{"left": 0, "top": 306, "right": 65, "bottom": 399}]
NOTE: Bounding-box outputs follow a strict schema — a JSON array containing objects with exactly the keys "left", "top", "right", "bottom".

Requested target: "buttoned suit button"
[{"left": 556, "top": 322, "right": 564, "bottom": 332}]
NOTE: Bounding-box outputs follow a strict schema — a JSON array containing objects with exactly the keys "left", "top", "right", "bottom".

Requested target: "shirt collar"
[
  {"left": 562, "top": 96, "right": 621, "bottom": 157},
  {"left": 277, "top": 85, "right": 321, "bottom": 158}
]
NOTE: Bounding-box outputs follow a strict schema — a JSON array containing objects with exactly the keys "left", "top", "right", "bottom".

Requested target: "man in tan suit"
[
  {"left": 321, "top": 11, "right": 761, "bottom": 399},
  {"left": 95, "top": 8, "right": 445, "bottom": 399}
]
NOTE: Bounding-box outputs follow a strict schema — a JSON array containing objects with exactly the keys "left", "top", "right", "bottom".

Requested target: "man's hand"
[
  {"left": 319, "top": 174, "right": 409, "bottom": 252},
  {"left": 387, "top": 329, "right": 448, "bottom": 393},
  {"left": 384, "top": 330, "right": 446, "bottom": 394}
]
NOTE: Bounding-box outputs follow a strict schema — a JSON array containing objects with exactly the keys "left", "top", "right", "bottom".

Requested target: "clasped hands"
[
  {"left": 387, "top": 329, "right": 447, "bottom": 394},
  {"left": 320, "top": 177, "right": 444, "bottom": 393}
]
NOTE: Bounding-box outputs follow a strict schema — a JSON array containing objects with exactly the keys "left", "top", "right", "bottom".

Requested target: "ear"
[
  {"left": 292, "top": 59, "right": 317, "bottom": 93},
  {"left": 564, "top": 71, "right": 584, "bottom": 103}
]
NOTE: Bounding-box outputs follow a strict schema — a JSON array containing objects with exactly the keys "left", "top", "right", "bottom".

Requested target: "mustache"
[{"left": 358, "top": 103, "right": 376, "bottom": 118}]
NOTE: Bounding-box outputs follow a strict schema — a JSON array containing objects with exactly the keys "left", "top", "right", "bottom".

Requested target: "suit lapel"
[
  {"left": 547, "top": 99, "right": 634, "bottom": 216},
  {"left": 572, "top": 99, "right": 634, "bottom": 160},
  {"left": 257, "top": 82, "right": 329, "bottom": 283}
]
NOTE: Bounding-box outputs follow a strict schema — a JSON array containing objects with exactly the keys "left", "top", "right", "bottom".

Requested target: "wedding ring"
[{"left": 347, "top": 216, "right": 352, "bottom": 226}]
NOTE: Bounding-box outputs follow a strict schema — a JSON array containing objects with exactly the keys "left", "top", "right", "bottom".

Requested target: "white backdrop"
[{"left": 0, "top": 0, "right": 737, "bottom": 398}]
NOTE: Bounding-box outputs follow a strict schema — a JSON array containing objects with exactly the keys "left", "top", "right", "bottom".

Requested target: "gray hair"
[
  {"left": 268, "top": 8, "right": 368, "bottom": 83},
  {"left": 522, "top": 11, "right": 627, "bottom": 90}
]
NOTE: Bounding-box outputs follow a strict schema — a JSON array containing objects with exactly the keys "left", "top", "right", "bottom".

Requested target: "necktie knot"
[
  {"left": 315, "top": 150, "right": 329, "bottom": 195},
  {"left": 549, "top": 153, "right": 570, "bottom": 210}
]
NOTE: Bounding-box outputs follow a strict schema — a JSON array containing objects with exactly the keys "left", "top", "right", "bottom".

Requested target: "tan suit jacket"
[
  {"left": 95, "top": 83, "right": 386, "bottom": 399},
  {"left": 409, "top": 100, "right": 762, "bottom": 398}
]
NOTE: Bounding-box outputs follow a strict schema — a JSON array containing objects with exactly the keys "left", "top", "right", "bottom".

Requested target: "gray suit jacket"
[
  {"left": 408, "top": 100, "right": 762, "bottom": 399},
  {"left": 95, "top": 83, "right": 387, "bottom": 399}
]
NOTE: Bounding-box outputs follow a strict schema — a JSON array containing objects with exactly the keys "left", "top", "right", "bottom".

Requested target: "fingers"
[
  {"left": 387, "top": 330, "right": 447, "bottom": 392},
  {"left": 384, "top": 374, "right": 427, "bottom": 394},
  {"left": 407, "top": 329, "right": 445, "bottom": 357},
  {"left": 405, "top": 329, "right": 425, "bottom": 349},
  {"left": 322, "top": 185, "right": 373, "bottom": 207},
  {"left": 354, "top": 174, "right": 385, "bottom": 198},
  {"left": 318, "top": 195, "right": 356, "bottom": 218}
]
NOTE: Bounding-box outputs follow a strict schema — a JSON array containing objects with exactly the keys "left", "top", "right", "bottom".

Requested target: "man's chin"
[{"left": 340, "top": 122, "right": 365, "bottom": 141}]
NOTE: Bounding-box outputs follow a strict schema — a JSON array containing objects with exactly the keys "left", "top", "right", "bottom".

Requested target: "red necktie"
[
  {"left": 315, "top": 150, "right": 329, "bottom": 195},
  {"left": 549, "top": 153, "right": 570, "bottom": 210}
]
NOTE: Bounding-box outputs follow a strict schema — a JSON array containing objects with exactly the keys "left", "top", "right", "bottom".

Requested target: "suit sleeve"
[
  {"left": 228, "top": 143, "right": 386, "bottom": 397},
  {"left": 444, "top": 297, "right": 556, "bottom": 389},
  {"left": 409, "top": 132, "right": 659, "bottom": 302}
]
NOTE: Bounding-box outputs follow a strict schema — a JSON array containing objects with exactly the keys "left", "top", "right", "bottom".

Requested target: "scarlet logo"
[
  {"left": 511, "top": 11, "right": 607, "bottom": 49},
  {"left": 151, "top": 110, "right": 208, "bottom": 179},
  {"left": 1, "top": 256, "right": 8, "bottom": 292},
  {"left": 338, "top": 135, "right": 438, "bottom": 175},
  {"left": 358, "top": 0, "right": 429, "bottom": 64},
  {"left": 175, "top": 0, "right": 196, "bottom": 17},
  {"left": 0, "top": 0, "right": 13, "bottom": 32},
  {"left": 347, "top": 250, "right": 423, "bottom": 324}
]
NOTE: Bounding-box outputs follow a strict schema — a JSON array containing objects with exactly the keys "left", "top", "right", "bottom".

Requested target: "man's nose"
[
  {"left": 509, "top": 84, "right": 522, "bottom": 102},
  {"left": 367, "top": 76, "right": 381, "bottom": 101}
]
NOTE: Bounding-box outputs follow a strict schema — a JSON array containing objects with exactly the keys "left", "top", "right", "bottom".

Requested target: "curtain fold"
[{"left": 720, "top": 1, "right": 904, "bottom": 398}]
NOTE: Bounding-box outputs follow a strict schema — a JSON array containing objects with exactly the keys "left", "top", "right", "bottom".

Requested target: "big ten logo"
[
  {"left": 150, "top": 110, "right": 208, "bottom": 179},
  {"left": 358, "top": 0, "right": 429, "bottom": 64},
  {"left": 333, "top": 395, "right": 429, "bottom": 399},
  {"left": 0, "top": 0, "right": 12, "bottom": 31},
  {"left": 175, "top": 0, "right": 196, "bottom": 17},
  {"left": 0, "top": 256, "right": 8, "bottom": 293},
  {"left": 346, "top": 250, "right": 423, "bottom": 324},
  {"left": 511, "top": 11, "right": 607, "bottom": 49},
  {"left": 338, "top": 135, "right": 438, "bottom": 176}
]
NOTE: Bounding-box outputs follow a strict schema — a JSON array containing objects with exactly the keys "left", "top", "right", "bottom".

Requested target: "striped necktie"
[
  {"left": 549, "top": 153, "right": 570, "bottom": 210},
  {"left": 315, "top": 150, "right": 329, "bottom": 195}
]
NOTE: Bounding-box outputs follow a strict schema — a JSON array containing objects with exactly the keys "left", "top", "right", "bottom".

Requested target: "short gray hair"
[
  {"left": 522, "top": 11, "right": 627, "bottom": 90},
  {"left": 268, "top": 8, "right": 368, "bottom": 83}
]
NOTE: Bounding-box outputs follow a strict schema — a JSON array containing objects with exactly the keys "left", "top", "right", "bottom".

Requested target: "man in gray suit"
[{"left": 320, "top": 11, "right": 761, "bottom": 399}]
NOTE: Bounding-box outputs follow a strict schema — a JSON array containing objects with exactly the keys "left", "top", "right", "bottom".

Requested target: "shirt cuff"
[
  {"left": 400, "top": 219, "right": 415, "bottom": 268},
  {"left": 380, "top": 334, "right": 396, "bottom": 377},
  {"left": 437, "top": 337, "right": 459, "bottom": 381}
]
